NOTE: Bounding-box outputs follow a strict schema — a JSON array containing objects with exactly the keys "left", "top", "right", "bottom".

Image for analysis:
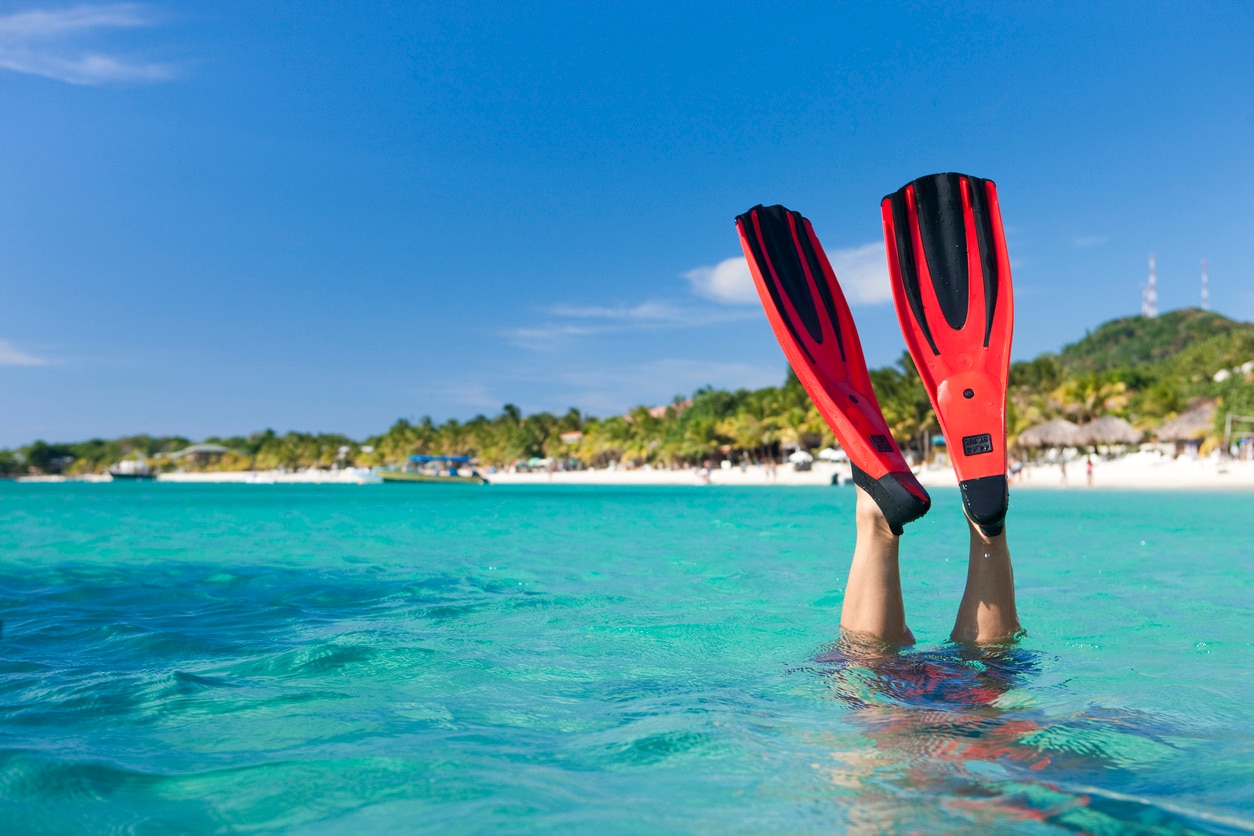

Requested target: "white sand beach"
[
  {"left": 988, "top": 452, "right": 1254, "bottom": 491},
  {"left": 477, "top": 452, "right": 1254, "bottom": 491},
  {"left": 156, "top": 468, "right": 382, "bottom": 485},
  {"left": 485, "top": 463, "right": 841, "bottom": 487},
  {"left": 14, "top": 454, "right": 1254, "bottom": 490},
  {"left": 16, "top": 468, "right": 383, "bottom": 486}
]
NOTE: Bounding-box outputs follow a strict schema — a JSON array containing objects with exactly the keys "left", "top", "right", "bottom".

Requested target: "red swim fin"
[
  {"left": 737, "top": 204, "right": 931, "bottom": 534},
  {"left": 881, "top": 173, "right": 1014, "bottom": 535}
]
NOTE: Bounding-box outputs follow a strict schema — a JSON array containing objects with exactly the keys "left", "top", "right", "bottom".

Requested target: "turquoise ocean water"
[{"left": 1, "top": 482, "right": 1251, "bottom": 833}]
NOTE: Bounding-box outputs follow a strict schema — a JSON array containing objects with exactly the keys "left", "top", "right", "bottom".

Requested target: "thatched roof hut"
[
  {"left": 1018, "top": 418, "right": 1081, "bottom": 447},
  {"left": 1075, "top": 415, "right": 1144, "bottom": 446},
  {"left": 1155, "top": 403, "right": 1215, "bottom": 442}
]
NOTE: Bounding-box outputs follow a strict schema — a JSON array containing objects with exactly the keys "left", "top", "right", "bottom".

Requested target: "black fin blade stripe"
[
  {"left": 966, "top": 177, "right": 1000, "bottom": 348},
  {"left": 737, "top": 206, "right": 816, "bottom": 365},
  {"left": 912, "top": 173, "right": 970, "bottom": 332},
  {"left": 791, "top": 216, "right": 847, "bottom": 363},
  {"left": 886, "top": 190, "right": 940, "bottom": 356},
  {"left": 754, "top": 206, "right": 824, "bottom": 345}
]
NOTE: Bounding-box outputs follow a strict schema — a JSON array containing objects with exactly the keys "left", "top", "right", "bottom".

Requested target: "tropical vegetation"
[{"left": 3, "top": 309, "right": 1252, "bottom": 476}]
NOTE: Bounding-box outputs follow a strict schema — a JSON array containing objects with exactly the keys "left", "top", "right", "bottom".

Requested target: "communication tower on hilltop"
[
  {"left": 1201, "top": 258, "right": 1209, "bottom": 311},
  {"left": 1141, "top": 253, "right": 1158, "bottom": 318}
]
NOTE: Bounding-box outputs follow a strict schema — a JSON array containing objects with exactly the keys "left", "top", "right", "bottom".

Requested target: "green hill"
[{"left": 1058, "top": 308, "right": 1254, "bottom": 374}]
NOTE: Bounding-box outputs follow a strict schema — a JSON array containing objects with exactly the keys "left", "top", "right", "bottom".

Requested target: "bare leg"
[
  {"left": 951, "top": 521, "right": 1021, "bottom": 643},
  {"left": 839, "top": 486, "right": 914, "bottom": 645}
]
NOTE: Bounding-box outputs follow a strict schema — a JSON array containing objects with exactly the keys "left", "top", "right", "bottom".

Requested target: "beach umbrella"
[
  {"left": 1074, "top": 415, "right": 1144, "bottom": 446},
  {"left": 1017, "top": 418, "right": 1081, "bottom": 448},
  {"left": 1155, "top": 403, "right": 1216, "bottom": 442},
  {"left": 787, "top": 449, "right": 814, "bottom": 464},
  {"left": 817, "top": 447, "right": 848, "bottom": 462}
]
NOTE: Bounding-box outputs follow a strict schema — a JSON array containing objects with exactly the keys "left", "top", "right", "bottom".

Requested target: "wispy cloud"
[
  {"left": 407, "top": 358, "right": 786, "bottom": 421},
  {"left": 502, "top": 323, "right": 606, "bottom": 350},
  {"left": 684, "top": 242, "right": 891, "bottom": 306},
  {"left": 0, "top": 4, "right": 172, "bottom": 85},
  {"left": 504, "top": 300, "right": 757, "bottom": 350},
  {"left": 0, "top": 339, "right": 51, "bottom": 366},
  {"left": 404, "top": 380, "right": 502, "bottom": 414},
  {"left": 546, "top": 358, "right": 784, "bottom": 415},
  {"left": 541, "top": 301, "right": 687, "bottom": 322},
  {"left": 1072, "top": 235, "right": 1108, "bottom": 248}
]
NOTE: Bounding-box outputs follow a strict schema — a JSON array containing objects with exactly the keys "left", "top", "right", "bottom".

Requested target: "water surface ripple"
[{"left": 1, "top": 483, "right": 1251, "bottom": 833}]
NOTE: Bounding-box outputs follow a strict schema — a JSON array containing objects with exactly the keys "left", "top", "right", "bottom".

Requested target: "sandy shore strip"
[
  {"left": 156, "top": 469, "right": 382, "bottom": 485},
  {"left": 984, "top": 453, "right": 1254, "bottom": 491},
  {"left": 491, "top": 454, "right": 1254, "bottom": 490},
  {"left": 15, "top": 469, "right": 383, "bottom": 486},
  {"left": 485, "top": 463, "right": 843, "bottom": 487},
  {"left": 12, "top": 455, "right": 1254, "bottom": 490}
]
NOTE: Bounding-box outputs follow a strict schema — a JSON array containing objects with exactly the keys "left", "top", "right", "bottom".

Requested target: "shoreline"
[{"left": 9, "top": 454, "right": 1254, "bottom": 490}]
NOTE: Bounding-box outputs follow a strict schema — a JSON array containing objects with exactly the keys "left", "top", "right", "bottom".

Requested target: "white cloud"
[
  {"left": 0, "top": 339, "right": 51, "bottom": 366},
  {"left": 683, "top": 257, "right": 757, "bottom": 304},
  {"left": 542, "top": 301, "right": 686, "bottom": 322},
  {"left": 0, "top": 4, "right": 172, "bottom": 85},
  {"left": 549, "top": 359, "right": 783, "bottom": 415},
  {"left": 404, "top": 380, "right": 501, "bottom": 413},
  {"left": 504, "top": 300, "right": 758, "bottom": 350},
  {"left": 502, "top": 323, "right": 606, "bottom": 351},
  {"left": 826, "top": 242, "right": 892, "bottom": 305},
  {"left": 404, "top": 359, "right": 785, "bottom": 421},
  {"left": 685, "top": 242, "right": 891, "bottom": 306}
]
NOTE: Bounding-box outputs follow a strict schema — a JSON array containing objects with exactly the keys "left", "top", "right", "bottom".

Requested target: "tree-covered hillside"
[
  {"left": 1058, "top": 309, "right": 1253, "bottom": 374},
  {"left": 1011, "top": 308, "right": 1254, "bottom": 435}
]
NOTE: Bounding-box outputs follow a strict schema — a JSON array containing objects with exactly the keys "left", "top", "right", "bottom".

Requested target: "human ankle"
[
  {"left": 967, "top": 518, "right": 1006, "bottom": 547},
  {"left": 855, "top": 492, "right": 898, "bottom": 540}
]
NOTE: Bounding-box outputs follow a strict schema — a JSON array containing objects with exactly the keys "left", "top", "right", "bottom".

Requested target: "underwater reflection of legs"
[
  {"left": 809, "top": 643, "right": 1050, "bottom": 830},
  {"left": 818, "top": 640, "right": 1039, "bottom": 711},
  {"left": 811, "top": 644, "right": 1200, "bottom": 831}
]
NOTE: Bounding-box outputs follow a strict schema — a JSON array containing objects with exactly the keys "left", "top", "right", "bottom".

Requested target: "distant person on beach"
[
  {"left": 1059, "top": 459, "right": 1067, "bottom": 484},
  {"left": 1086, "top": 456, "right": 1094, "bottom": 487}
]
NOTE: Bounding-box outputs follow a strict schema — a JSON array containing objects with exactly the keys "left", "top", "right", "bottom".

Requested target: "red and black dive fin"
[
  {"left": 737, "top": 205, "right": 931, "bottom": 534},
  {"left": 881, "top": 173, "right": 1014, "bottom": 536}
]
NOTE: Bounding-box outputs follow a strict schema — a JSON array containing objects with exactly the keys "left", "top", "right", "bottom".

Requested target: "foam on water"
[{"left": 1, "top": 483, "right": 1251, "bottom": 833}]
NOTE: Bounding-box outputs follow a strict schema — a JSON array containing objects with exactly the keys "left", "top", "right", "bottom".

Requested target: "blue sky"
[{"left": 1, "top": 1, "right": 1251, "bottom": 446}]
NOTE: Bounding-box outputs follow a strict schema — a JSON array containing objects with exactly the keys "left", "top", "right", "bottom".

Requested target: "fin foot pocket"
[
  {"left": 959, "top": 475, "right": 1008, "bottom": 537},
  {"left": 850, "top": 464, "right": 932, "bottom": 536}
]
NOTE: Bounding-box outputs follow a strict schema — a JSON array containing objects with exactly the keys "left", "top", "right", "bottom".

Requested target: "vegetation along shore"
[{"left": 5, "top": 309, "right": 1253, "bottom": 478}]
